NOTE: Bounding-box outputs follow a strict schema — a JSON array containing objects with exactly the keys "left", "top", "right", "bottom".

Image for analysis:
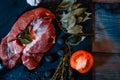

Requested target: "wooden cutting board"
[{"left": 93, "top": 0, "right": 120, "bottom": 2}]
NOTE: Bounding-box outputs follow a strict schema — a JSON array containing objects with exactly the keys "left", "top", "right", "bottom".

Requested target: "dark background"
[{"left": 0, "top": 0, "right": 93, "bottom": 80}]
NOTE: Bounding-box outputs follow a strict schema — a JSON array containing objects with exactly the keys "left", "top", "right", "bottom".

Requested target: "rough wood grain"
[
  {"left": 92, "top": 3, "right": 120, "bottom": 53},
  {"left": 93, "top": 0, "right": 120, "bottom": 3},
  {"left": 93, "top": 53, "right": 120, "bottom": 80}
]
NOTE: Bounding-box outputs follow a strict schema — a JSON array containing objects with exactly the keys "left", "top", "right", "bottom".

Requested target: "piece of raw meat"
[{"left": 0, "top": 8, "right": 55, "bottom": 70}]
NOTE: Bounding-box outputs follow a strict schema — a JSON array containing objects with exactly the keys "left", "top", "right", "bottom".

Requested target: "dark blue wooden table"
[{"left": 93, "top": 3, "right": 120, "bottom": 80}]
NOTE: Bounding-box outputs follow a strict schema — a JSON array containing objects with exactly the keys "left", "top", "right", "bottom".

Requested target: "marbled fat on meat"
[{"left": 0, "top": 8, "right": 55, "bottom": 70}]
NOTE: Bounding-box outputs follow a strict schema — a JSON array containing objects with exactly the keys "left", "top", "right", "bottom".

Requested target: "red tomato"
[{"left": 70, "top": 50, "right": 94, "bottom": 74}]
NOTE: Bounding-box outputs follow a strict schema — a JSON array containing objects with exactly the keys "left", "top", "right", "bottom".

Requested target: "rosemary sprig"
[
  {"left": 50, "top": 46, "right": 72, "bottom": 80},
  {"left": 50, "top": 0, "right": 94, "bottom": 80},
  {"left": 50, "top": 57, "right": 63, "bottom": 80}
]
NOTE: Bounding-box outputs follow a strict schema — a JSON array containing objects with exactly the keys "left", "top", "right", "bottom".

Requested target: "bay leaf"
[
  {"left": 67, "top": 25, "right": 83, "bottom": 34},
  {"left": 72, "top": 3, "right": 81, "bottom": 10},
  {"left": 57, "top": 0, "right": 76, "bottom": 11},
  {"left": 82, "top": 16, "right": 91, "bottom": 22},
  {"left": 61, "top": 13, "right": 76, "bottom": 29},
  {"left": 84, "top": 12, "right": 92, "bottom": 16},
  {"left": 66, "top": 16, "right": 76, "bottom": 29},
  {"left": 81, "top": 36, "right": 86, "bottom": 42},
  {"left": 77, "top": 17, "right": 83, "bottom": 23},
  {"left": 71, "top": 8, "right": 87, "bottom": 16}
]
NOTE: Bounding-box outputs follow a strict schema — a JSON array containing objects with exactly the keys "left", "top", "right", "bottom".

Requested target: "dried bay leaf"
[
  {"left": 66, "top": 16, "right": 76, "bottom": 29},
  {"left": 82, "top": 16, "right": 91, "bottom": 22},
  {"left": 57, "top": 0, "right": 76, "bottom": 11},
  {"left": 77, "top": 12, "right": 91, "bottom": 23},
  {"left": 77, "top": 17, "right": 83, "bottom": 23},
  {"left": 62, "top": 22, "right": 68, "bottom": 29},
  {"left": 71, "top": 8, "right": 87, "bottom": 16},
  {"left": 57, "top": 0, "right": 91, "bottom": 35},
  {"left": 72, "top": 3, "right": 81, "bottom": 10},
  {"left": 67, "top": 25, "right": 83, "bottom": 34},
  {"left": 81, "top": 36, "right": 86, "bottom": 42},
  {"left": 61, "top": 13, "right": 76, "bottom": 29},
  {"left": 84, "top": 12, "right": 92, "bottom": 16}
]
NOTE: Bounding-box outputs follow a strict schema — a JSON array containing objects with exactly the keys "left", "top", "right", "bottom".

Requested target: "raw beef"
[{"left": 0, "top": 8, "right": 55, "bottom": 70}]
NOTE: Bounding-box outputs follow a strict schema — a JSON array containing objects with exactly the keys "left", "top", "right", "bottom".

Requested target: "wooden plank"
[
  {"left": 93, "top": 0, "right": 120, "bottom": 3},
  {"left": 92, "top": 3, "right": 120, "bottom": 53},
  {"left": 93, "top": 53, "right": 120, "bottom": 80}
]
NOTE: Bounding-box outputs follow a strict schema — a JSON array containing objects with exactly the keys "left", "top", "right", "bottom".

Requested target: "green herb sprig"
[
  {"left": 50, "top": 45, "right": 74, "bottom": 80},
  {"left": 50, "top": 0, "right": 94, "bottom": 80},
  {"left": 17, "top": 27, "right": 32, "bottom": 44}
]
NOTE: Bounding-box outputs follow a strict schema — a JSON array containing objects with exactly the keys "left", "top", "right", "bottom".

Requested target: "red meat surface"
[
  {"left": 0, "top": 8, "right": 55, "bottom": 70},
  {"left": 0, "top": 37, "right": 23, "bottom": 69}
]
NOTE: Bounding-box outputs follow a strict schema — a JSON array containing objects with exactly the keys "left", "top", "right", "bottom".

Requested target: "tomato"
[{"left": 70, "top": 50, "right": 94, "bottom": 74}]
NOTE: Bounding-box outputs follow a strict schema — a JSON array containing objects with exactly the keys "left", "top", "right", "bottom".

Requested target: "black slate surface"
[{"left": 0, "top": 0, "right": 92, "bottom": 80}]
